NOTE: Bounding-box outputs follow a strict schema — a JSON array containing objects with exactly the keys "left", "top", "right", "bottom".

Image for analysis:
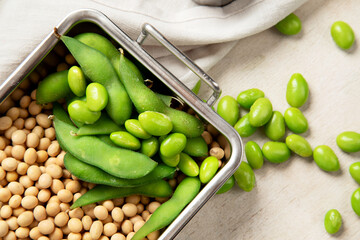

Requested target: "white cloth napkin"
[{"left": 0, "top": 0, "right": 308, "bottom": 89}]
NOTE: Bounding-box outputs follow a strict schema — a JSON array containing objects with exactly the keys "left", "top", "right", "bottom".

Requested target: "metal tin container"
[{"left": 0, "top": 9, "right": 243, "bottom": 240}]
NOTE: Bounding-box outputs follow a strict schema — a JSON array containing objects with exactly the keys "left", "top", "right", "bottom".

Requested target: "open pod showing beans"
[{"left": 0, "top": 9, "right": 242, "bottom": 240}]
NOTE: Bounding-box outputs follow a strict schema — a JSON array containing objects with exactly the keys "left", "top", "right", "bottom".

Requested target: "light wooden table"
[{"left": 176, "top": 0, "right": 360, "bottom": 239}]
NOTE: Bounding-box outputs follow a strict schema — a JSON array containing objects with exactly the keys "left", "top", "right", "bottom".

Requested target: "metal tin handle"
[{"left": 136, "top": 23, "right": 221, "bottom": 106}]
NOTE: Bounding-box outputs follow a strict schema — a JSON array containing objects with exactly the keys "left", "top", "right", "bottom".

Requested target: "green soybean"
[
  {"left": 178, "top": 153, "right": 199, "bottom": 177},
  {"left": 275, "top": 13, "right": 302, "bottom": 35},
  {"left": 249, "top": 98, "right": 273, "bottom": 127},
  {"left": 245, "top": 141, "right": 263, "bottom": 169},
  {"left": 36, "top": 70, "right": 70, "bottom": 104},
  {"left": 349, "top": 162, "right": 360, "bottom": 185},
  {"left": 262, "top": 141, "right": 291, "bottom": 163},
  {"left": 64, "top": 153, "right": 175, "bottom": 187},
  {"left": 71, "top": 180, "right": 172, "bottom": 209},
  {"left": 138, "top": 111, "right": 173, "bottom": 136},
  {"left": 74, "top": 113, "right": 122, "bottom": 136},
  {"left": 86, "top": 83, "right": 108, "bottom": 111},
  {"left": 285, "top": 134, "right": 312, "bottom": 157},
  {"left": 284, "top": 107, "right": 308, "bottom": 134},
  {"left": 68, "top": 100, "right": 101, "bottom": 125},
  {"left": 336, "top": 131, "right": 360, "bottom": 153},
  {"left": 217, "top": 96, "right": 240, "bottom": 126},
  {"left": 141, "top": 137, "right": 159, "bottom": 157},
  {"left": 234, "top": 114, "right": 257, "bottom": 138},
  {"left": 199, "top": 156, "right": 219, "bottom": 184},
  {"left": 286, "top": 73, "right": 309, "bottom": 108},
  {"left": 160, "top": 133, "right": 187, "bottom": 157},
  {"left": 351, "top": 188, "right": 360, "bottom": 216},
  {"left": 124, "top": 119, "right": 151, "bottom": 139},
  {"left": 110, "top": 131, "right": 141, "bottom": 150},
  {"left": 216, "top": 175, "right": 235, "bottom": 194},
  {"left": 237, "top": 88, "right": 265, "bottom": 109},
  {"left": 132, "top": 177, "right": 201, "bottom": 240},
  {"left": 68, "top": 66, "right": 86, "bottom": 97},
  {"left": 264, "top": 111, "right": 285, "bottom": 141},
  {"left": 183, "top": 136, "right": 208, "bottom": 157},
  {"left": 324, "top": 209, "right": 342, "bottom": 234},
  {"left": 331, "top": 21, "right": 355, "bottom": 50},
  {"left": 234, "top": 161, "right": 255, "bottom": 192},
  {"left": 313, "top": 145, "right": 340, "bottom": 172},
  {"left": 53, "top": 103, "right": 157, "bottom": 179},
  {"left": 160, "top": 153, "right": 180, "bottom": 167}
]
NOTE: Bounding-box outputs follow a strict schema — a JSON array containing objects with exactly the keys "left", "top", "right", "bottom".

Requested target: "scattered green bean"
[
  {"left": 234, "top": 114, "right": 257, "bottom": 138},
  {"left": 217, "top": 95, "right": 240, "bottom": 126},
  {"left": 275, "top": 13, "right": 302, "bottom": 35},
  {"left": 331, "top": 21, "right": 355, "bottom": 50},
  {"left": 285, "top": 134, "right": 312, "bottom": 157},
  {"left": 249, "top": 98, "right": 273, "bottom": 127},
  {"left": 236, "top": 88, "right": 265, "bottom": 109},
  {"left": 234, "top": 161, "right": 255, "bottom": 192},
  {"left": 286, "top": 73, "right": 309, "bottom": 108},
  {"left": 324, "top": 209, "right": 342, "bottom": 234},
  {"left": 284, "top": 107, "right": 308, "bottom": 134},
  {"left": 216, "top": 175, "right": 235, "bottom": 194},
  {"left": 264, "top": 111, "right": 285, "bottom": 141},
  {"left": 262, "top": 141, "right": 291, "bottom": 163},
  {"left": 245, "top": 141, "right": 263, "bottom": 169},
  {"left": 351, "top": 188, "right": 360, "bottom": 216},
  {"left": 178, "top": 153, "right": 199, "bottom": 177},
  {"left": 349, "top": 162, "right": 360, "bottom": 185},
  {"left": 313, "top": 145, "right": 339, "bottom": 172},
  {"left": 336, "top": 131, "right": 360, "bottom": 153}
]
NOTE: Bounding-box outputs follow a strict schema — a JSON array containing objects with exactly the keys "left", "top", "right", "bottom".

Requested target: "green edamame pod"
[
  {"left": 160, "top": 133, "right": 187, "bottom": 157},
  {"left": 110, "top": 131, "right": 141, "bottom": 150},
  {"left": 36, "top": 70, "right": 70, "bottom": 104},
  {"left": 234, "top": 114, "right": 257, "bottom": 138},
  {"left": 60, "top": 35, "right": 132, "bottom": 125},
  {"left": 236, "top": 88, "right": 265, "bottom": 109},
  {"left": 349, "top": 162, "right": 360, "bottom": 184},
  {"left": 74, "top": 113, "right": 123, "bottom": 136},
  {"left": 138, "top": 111, "right": 173, "bottom": 136},
  {"left": 284, "top": 107, "right": 308, "bottom": 134},
  {"left": 71, "top": 180, "right": 172, "bottom": 209},
  {"left": 160, "top": 153, "right": 180, "bottom": 167},
  {"left": 336, "top": 131, "right": 360, "bottom": 153},
  {"left": 234, "top": 161, "right": 255, "bottom": 192},
  {"left": 313, "top": 145, "right": 340, "bottom": 172},
  {"left": 53, "top": 103, "right": 157, "bottom": 179},
  {"left": 199, "top": 156, "right": 219, "bottom": 184},
  {"left": 183, "top": 136, "right": 208, "bottom": 157},
  {"left": 178, "top": 153, "right": 199, "bottom": 177},
  {"left": 285, "top": 134, "right": 312, "bottom": 157},
  {"left": 351, "top": 188, "right": 360, "bottom": 216},
  {"left": 217, "top": 96, "right": 240, "bottom": 126},
  {"left": 86, "top": 83, "right": 108, "bottom": 111},
  {"left": 331, "top": 21, "right": 355, "bottom": 50},
  {"left": 275, "top": 13, "right": 302, "bottom": 35},
  {"left": 262, "top": 141, "right": 291, "bottom": 163},
  {"left": 68, "top": 66, "right": 86, "bottom": 97},
  {"left": 64, "top": 153, "right": 175, "bottom": 187},
  {"left": 68, "top": 100, "right": 101, "bottom": 125},
  {"left": 245, "top": 141, "right": 263, "bottom": 169},
  {"left": 286, "top": 73, "right": 309, "bottom": 108},
  {"left": 141, "top": 137, "right": 159, "bottom": 157},
  {"left": 132, "top": 177, "right": 201, "bottom": 240},
  {"left": 264, "top": 111, "right": 285, "bottom": 141},
  {"left": 125, "top": 119, "right": 151, "bottom": 139},
  {"left": 249, "top": 98, "right": 273, "bottom": 127},
  {"left": 216, "top": 175, "right": 235, "bottom": 194},
  {"left": 324, "top": 209, "right": 342, "bottom": 234}
]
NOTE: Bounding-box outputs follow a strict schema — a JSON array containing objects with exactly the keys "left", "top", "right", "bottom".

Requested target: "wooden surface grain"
[{"left": 176, "top": 0, "right": 360, "bottom": 239}]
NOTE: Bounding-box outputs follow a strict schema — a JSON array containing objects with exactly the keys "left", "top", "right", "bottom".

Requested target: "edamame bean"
[
  {"left": 352, "top": 188, "right": 360, "bottom": 216},
  {"left": 36, "top": 70, "right": 70, "bottom": 104},
  {"left": 236, "top": 88, "right": 265, "bottom": 109},
  {"left": 199, "top": 156, "right": 219, "bottom": 184},
  {"left": 286, "top": 73, "right": 309, "bottom": 108},
  {"left": 216, "top": 175, "right": 235, "bottom": 194},
  {"left": 249, "top": 98, "right": 273, "bottom": 127},
  {"left": 68, "top": 100, "right": 101, "bottom": 124},
  {"left": 284, "top": 107, "right": 308, "bottom": 134},
  {"left": 336, "top": 131, "right": 360, "bottom": 153},
  {"left": 178, "top": 153, "right": 199, "bottom": 177},
  {"left": 285, "top": 134, "right": 312, "bottom": 157},
  {"left": 138, "top": 111, "right": 173, "bottom": 136},
  {"left": 217, "top": 96, "right": 239, "bottom": 126},
  {"left": 141, "top": 137, "right": 159, "bottom": 157},
  {"left": 183, "top": 136, "right": 208, "bottom": 157},
  {"left": 349, "top": 162, "right": 360, "bottom": 184},
  {"left": 331, "top": 21, "right": 355, "bottom": 50},
  {"left": 160, "top": 153, "right": 180, "bottom": 167},
  {"left": 68, "top": 66, "right": 86, "bottom": 97},
  {"left": 324, "top": 209, "right": 342, "bottom": 234},
  {"left": 245, "top": 141, "right": 263, "bottom": 169},
  {"left": 110, "top": 131, "right": 141, "bottom": 150},
  {"left": 275, "top": 13, "right": 302, "bottom": 35},
  {"left": 75, "top": 113, "right": 122, "bottom": 136},
  {"left": 262, "top": 141, "right": 291, "bottom": 163},
  {"left": 313, "top": 145, "right": 339, "bottom": 172},
  {"left": 125, "top": 119, "right": 151, "bottom": 139},
  {"left": 160, "top": 133, "right": 187, "bottom": 157},
  {"left": 234, "top": 114, "right": 257, "bottom": 138},
  {"left": 234, "top": 161, "right": 255, "bottom": 192},
  {"left": 86, "top": 83, "right": 108, "bottom": 111},
  {"left": 264, "top": 111, "right": 285, "bottom": 141}
]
